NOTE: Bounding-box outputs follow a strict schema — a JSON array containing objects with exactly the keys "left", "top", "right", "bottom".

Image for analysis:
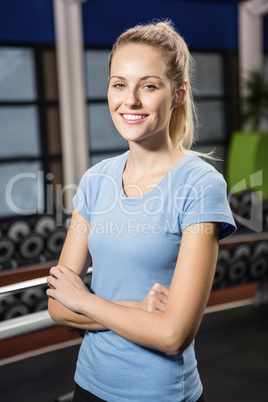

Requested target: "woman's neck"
[{"left": 126, "top": 137, "right": 185, "bottom": 178}]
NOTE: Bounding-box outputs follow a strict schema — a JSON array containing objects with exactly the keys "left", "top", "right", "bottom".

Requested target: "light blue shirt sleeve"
[
  {"left": 181, "top": 170, "right": 236, "bottom": 240},
  {"left": 73, "top": 160, "right": 105, "bottom": 221},
  {"left": 73, "top": 171, "right": 91, "bottom": 220}
]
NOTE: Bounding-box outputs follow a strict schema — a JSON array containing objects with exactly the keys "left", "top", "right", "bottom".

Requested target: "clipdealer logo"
[
  {"left": 228, "top": 170, "right": 263, "bottom": 233},
  {"left": 5, "top": 169, "right": 264, "bottom": 233}
]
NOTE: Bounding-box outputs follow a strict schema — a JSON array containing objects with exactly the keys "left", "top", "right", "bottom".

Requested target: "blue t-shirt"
[{"left": 73, "top": 151, "right": 236, "bottom": 402}]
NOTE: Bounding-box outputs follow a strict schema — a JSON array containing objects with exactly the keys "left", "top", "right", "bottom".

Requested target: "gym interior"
[{"left": 0, "top": 1, "right": 268, "bottom": 401}]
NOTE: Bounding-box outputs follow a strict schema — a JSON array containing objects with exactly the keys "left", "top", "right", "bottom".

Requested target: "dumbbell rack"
[
  {"left": 0, "top": 214, "right": 71, "bottom": 271},
  {"left": 0, "top": 213, "right": 72, "bottom": 324},
  {"left": 213, "top": 189, "right": 268, "bottom": 303},
  {"left": 216, "top": 230, "right": 268, "bottom": 304}
]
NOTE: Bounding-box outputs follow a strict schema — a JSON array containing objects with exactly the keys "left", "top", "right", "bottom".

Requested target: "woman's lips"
[{"left": 120, "top": 113, "right": 149, "bottom": 124}]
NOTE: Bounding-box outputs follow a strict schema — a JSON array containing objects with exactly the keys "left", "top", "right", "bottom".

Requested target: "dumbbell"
[
  {"left": 228, "top": 243, "right": 251, "bottom": 283},
  {"left": 228, "top": 192, "right": 240, "bottom": 215},
  {"left": 3, "top": 301, "right": 30, "bottom": 320},
  {"left": 0, "top": 294, "right": 16, "bottom": 318},
  {"left": 0, "top": 237, "right": 15, "bottom": 266},
  {"left": 34, "top": 216, "right": 56, "bottom": 237},
  {"left": 236, "top": 190, "right": 259, "bottom": 227},
  {"left": 20, "top": 287, "right": 47, "bottom": 311},
  {"left": 18, "top": 233, "right": 44, "bottom": 260},
  {"left": 34, "top": 297, "right": 48, "bottom": 312},
  {"left": 46, "top": 228, "right": 66, "bottom": 255},
  {"left": 7, "top": 220, "right": 31, "bottom": 243},
  {"left": 248, "top": 241, "right": 268, "bottom": 280},
  {"left": 213, "top": 247, "right": 231, "bottom": 287}
]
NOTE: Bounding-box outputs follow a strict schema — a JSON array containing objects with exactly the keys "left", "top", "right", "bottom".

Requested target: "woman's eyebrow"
[
  {"left": 108, "top": 75, "right": 125, "bottom": 81},
  {"left": 108, "top": 75, "right": 164, "bottom": 82},
  {"left": 140, "top": 76, "right": 163, "bottom": 81}
]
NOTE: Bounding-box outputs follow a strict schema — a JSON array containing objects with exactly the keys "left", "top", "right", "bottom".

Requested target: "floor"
[
  {"left": 196, "top": 304, "right": 268, "bottom": 402},
  {"left": 0, "top": 303, "right": 267, "bottom": 402}
]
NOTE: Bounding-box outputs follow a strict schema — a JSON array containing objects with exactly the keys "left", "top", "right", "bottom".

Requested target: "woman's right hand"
[{"left": 139, "top": 283, "right": 169, "bottom": 313}]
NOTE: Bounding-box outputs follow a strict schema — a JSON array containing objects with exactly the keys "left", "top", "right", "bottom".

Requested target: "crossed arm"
[{"left": 47, "top": 209, "right": 220, "bottom": 356}]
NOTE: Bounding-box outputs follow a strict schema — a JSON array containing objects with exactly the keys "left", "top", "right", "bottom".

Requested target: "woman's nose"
[{"left": 124, "top": 89, "right": 141, "bottom": 108}]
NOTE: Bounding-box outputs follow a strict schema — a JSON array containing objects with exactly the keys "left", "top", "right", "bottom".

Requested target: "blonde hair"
[{"left": 109, "top": 20, "right": 198, "bottom": 152}]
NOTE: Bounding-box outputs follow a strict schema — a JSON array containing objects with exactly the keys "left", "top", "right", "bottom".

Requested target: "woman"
[{"left": 47, "top": 21, "right": 236, "bottom": 402}]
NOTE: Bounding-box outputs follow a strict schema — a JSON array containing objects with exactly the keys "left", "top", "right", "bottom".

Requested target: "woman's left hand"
[{"left": 47, "top": 265, "right": 89, "bottom": 312}]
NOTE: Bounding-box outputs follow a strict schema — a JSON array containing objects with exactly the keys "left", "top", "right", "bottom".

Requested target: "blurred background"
[{"left": 0, "top": 1, "right": 268, "bottom": 401}]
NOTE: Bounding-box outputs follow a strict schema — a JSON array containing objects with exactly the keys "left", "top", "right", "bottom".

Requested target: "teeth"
[{"left": 123, "top": 114, "right": 147, "bottom": 121}]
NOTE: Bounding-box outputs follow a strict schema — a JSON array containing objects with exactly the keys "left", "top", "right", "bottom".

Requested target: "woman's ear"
[{"left": 173, "top": 82, "right": 188, "bottom": 108}]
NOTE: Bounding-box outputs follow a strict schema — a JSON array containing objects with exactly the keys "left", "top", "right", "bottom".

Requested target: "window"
[
  {"left": 0, "top": 46, "right": 63, "bottom": 219},
  {"left": 0, "top": 47, "right": 42, "bottom": 218},
  {"left": 192, "top": 52, "right": 229, "bottom": 174}
]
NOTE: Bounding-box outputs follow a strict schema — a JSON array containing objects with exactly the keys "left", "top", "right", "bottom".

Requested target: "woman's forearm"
[
  {"left": 48, "top": 298, "right": 104, "bottom": 330},
  {"left": 48, "top": 297, "right": 140, "bottom": 330},
  {"left": 77, "top": 292, "right": 174, "bottom": 353}
]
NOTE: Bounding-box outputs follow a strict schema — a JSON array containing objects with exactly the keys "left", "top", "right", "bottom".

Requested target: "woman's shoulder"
[{"left": 180, "top": 154, "right": 225, "bottom": 186}]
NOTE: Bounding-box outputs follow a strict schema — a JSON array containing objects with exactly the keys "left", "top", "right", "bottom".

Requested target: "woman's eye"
[
  {"left": 144, "top": 84, "right": 157, "bottom": 90},
  {"left": 113, "top": 83, "right": 125, "bottom": 88}
]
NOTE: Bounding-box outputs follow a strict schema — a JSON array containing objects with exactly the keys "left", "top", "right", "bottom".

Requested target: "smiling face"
[{"left": 108, "top": 44, "right": 178, "bottom": 145}]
